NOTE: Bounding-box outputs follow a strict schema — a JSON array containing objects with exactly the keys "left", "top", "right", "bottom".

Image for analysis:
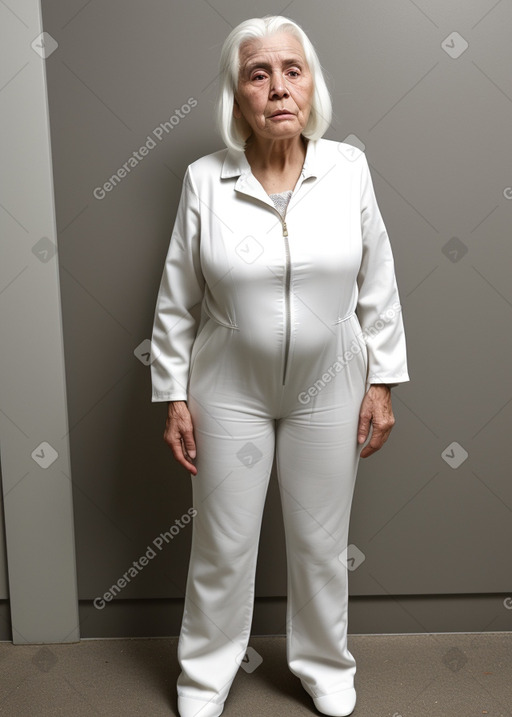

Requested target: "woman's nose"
[{"left": 269, "top": 73, "right": 289, "bottom": 97}]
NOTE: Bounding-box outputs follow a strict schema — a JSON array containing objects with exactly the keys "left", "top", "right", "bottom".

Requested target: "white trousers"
[{"left": 176, "top": 312, "right": 368, "bottom": 707}]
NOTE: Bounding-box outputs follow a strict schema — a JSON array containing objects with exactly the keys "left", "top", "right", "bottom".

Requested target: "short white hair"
[{"left": 214, "top": 15, "right": 333, "bottom": 151}]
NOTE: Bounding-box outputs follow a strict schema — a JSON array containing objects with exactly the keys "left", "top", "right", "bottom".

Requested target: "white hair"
[{"left": 214, "top": 15, "right": 333, "bottom": 151}]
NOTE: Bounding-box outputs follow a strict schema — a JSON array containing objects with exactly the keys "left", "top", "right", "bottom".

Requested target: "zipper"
[
  {"left": 268, "top": 199, "right": 296, "bottom": 386},
  {"left": 280, "top": 214, "right": 291, "bottom": 385},
  {"left": 266, "top": 205, "right": 291, "bottom": 385},
  {"left": 237, "top": 175, "right": 306, "bottom": 386},
  {"left": 276, "top": 170, "right": 307, "bottom": 384}
]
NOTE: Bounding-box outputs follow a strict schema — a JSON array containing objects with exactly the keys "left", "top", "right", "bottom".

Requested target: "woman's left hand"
[{"left": 357, "top": 384, "right": 395, "bottom": 458}]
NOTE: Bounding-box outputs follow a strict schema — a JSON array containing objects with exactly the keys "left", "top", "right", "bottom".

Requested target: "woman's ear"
[{"left": 233, "top": 95, "right": 241, "bottom": 120}]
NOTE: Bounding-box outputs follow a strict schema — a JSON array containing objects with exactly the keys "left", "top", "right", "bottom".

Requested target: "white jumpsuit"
[{"left": 150, "top": 137, "right": 410, "bottom": 712}]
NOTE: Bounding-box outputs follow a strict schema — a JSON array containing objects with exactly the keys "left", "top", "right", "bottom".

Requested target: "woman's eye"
[{"left": 251, "top": 69, "right": 300, "bottom": 81}]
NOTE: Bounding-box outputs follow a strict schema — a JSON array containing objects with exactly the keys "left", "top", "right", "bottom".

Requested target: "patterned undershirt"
[{"left": 268, "top": 189, "right": 293, "bottom": 218}]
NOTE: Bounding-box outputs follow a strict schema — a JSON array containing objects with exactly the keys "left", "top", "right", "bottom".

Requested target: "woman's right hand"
[{"left": 163, "top": 400, "right": 198, "bottom": 475}]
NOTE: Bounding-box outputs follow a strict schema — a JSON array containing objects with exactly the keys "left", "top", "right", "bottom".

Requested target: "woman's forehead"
[{"left": 239, "top": 33, "right": 305, "bottom": 65}]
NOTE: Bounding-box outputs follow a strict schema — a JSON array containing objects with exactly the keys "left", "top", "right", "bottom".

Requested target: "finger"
[
  {"left": 360, "top": 443, "right": 378, "bottom": 458},
  {"left": 357, "top": 413, "right": 371, "bottom": 444},
  {"left": 360, "top": 425, "right": 391, "bottom": 458},
  {"left": 169, "top": 436, "right": 198, "bottom": 475},
  {"left": 181, "top": 433, "right": 196, "bottom": 460},
  {"left": 176, "top": 449, "right": 198, "bottom": 475},
  {"left": 181, "top": 439, "right": 197, "bottom": 467},
  {"left": 360, "top": 434, "right": 381, "bottom": 458}
]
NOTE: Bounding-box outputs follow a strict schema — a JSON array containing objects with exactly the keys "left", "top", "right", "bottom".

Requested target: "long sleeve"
[
  {"left": 355, "top": 152, "right": 410, "bottom": 387},
  {"left": 150, "top": 166, "right": 205, "bottom": 401}
]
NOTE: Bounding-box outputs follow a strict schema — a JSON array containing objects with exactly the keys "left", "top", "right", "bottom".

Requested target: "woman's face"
[{"left": 233, "top": 31, "right": 314, "bottom": 144}]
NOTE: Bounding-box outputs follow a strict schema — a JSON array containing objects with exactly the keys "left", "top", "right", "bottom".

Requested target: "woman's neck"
[{"left": 244, "top": 134, "right": 308, "bottom": 174}]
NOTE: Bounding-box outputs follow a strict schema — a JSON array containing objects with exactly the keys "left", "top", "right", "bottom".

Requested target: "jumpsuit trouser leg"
[
  {"left": 176, "top": 317, "right": 367, "bottom": 714},
  {"left": 275, "top": 390, "right": 362, "bottom": 702}
]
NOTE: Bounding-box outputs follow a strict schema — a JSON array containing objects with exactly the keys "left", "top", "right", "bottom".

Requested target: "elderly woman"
[{"left": 151, "top": 14, "right": 409, "bottom": 717}]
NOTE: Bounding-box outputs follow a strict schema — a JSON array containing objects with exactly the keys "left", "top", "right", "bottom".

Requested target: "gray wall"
[
  {"left": 1, "top": 0, "right": 511, "bottom": 641},
  {"left": 0, "top": 0, "right": 79, "bottom": 643},
  {"left": 0, "top": 464, "right": 10, "bottom": 640}
]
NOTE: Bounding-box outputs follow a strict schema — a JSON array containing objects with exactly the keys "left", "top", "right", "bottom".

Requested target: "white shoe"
[
  {"left": 177, "top": 695, "right": 224, "bottom": 717},
  {"left": 311, "top": 686, "right": 357, "bottom": 716}
]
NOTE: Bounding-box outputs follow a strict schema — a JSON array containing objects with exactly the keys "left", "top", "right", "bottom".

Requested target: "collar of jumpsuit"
[{"left": 220, "top": 135, "right": 321, "bottom": 206}]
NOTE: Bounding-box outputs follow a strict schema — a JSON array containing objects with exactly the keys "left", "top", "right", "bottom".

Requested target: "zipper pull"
[{"left": 282, "top": 220, "right": 288, "bottom": 237}]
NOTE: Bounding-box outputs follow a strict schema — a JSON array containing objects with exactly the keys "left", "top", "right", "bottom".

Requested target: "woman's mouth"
[{"left": 270, "top": 110, "right": 294, "bottom": 119}]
